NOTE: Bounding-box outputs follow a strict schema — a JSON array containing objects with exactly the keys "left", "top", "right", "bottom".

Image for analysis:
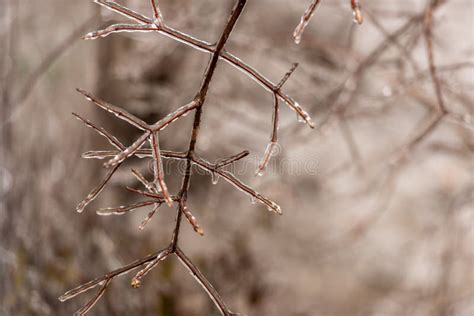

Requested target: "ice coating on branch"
[
  {"left": 96, "top": 201, "right": 156, "bottom": 216},
  {"left": 351, "top": 0, "right": 364, "bottom": 24},
  {"left": 75, "top": 165, "right": 119, "bottom": 213},
  {"left": 83, "top": 24, "right": 156, "bottom": 40},
  {"left": 138, "top": 204, "right": 160, "bottom": 230},
  {"left": 256, "top": 141, "right": 278, "bottom": 176},
  {"left": 104, "top": 132, "right": 150, "bottom": 168},
  {"left": 211, "top": 172, "right": 219, "bottom": 185},
  {"left": 183, "top": 206, "right": 204, "bottom": 236},
  {"left": 293, "top": 0, "right": 321, "bottom": 44}
]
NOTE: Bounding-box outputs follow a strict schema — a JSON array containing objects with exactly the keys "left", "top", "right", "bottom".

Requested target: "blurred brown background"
[{"left": 1, "top": 0, "right": 473, "bottom": 315}]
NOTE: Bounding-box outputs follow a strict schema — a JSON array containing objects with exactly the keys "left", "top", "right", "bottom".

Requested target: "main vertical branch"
[{"left": 171, "top": 0, "right": 247, "bottom": 250}]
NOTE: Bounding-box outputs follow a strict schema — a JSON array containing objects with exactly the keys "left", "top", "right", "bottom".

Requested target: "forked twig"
[{"left": 256, "top": 63, "right": 298, "bottom": 176}]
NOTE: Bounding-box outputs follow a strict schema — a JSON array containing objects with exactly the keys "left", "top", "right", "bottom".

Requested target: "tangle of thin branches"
[{"left": 60, "top": 1, "right": 316, "bottom": 315}]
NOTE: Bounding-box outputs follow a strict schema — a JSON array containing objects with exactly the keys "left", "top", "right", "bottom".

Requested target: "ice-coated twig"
[
  {"left": 175, "top": 247, "right": 235, "bottom": 316},
  {"left": 150, "top": 100, "right": 199, "bottom": 132},
  {"left": 125, "top": 187, "right": 176, "bottom": 202},
  {"left": 150, "top": 132, "right": 173, "bottom": 206},
  {"left": 216, "top": 150, "right": 249, "bottom": 169},
  {"left": 96, "top": 200, "right": 157, "bottom": 216},
  {"left": 72, "top": 113, "right": 123, "bottom": 150},
  {"left": 423, "top": 1, "right": 447, "bottom": 114},
  {"left": 60, "top": 247, "right": 170, "bottom": 303},
  {"left": 82, "top": 150, "right": 118, "bottom": 160},
  {"left": 294, "top": 0, "right": 363, "bottom": 44},
  {"left": 182, "top": 205, "right": 204, "bottom": 236},
  {"left": 277, "top": 63, "right": 299, "bottom": 90},
  {"left": 72, "top": 279, "right": 111, "bottom": 316},
  {"left": 131, "top": 168, "right": 157, "bottom": 193},
  {"left": 293, "top": 0, "right": 321, "bottom": 44},
  {"left": 85, "top": 0, "right": 315, "bottom": 128},
  {"left": 63, "top": 0, "right": 315, "bottom": 314},
  {"left": 219, "top": 51, "right": 315, "bottom": 128},
  {"left": 94, "top": 0, "right": 150, "bottom": 24},
  {"left": 72, "top": 112, "right": 124, "bottom": 212},
  {"left": 257, "top": 64, "right": 298, "bottom": 176},
  {"left": 104, "top": 132, "right": 150, "bottom": 168},
  {"left": 256, "top": 140, "right": 278, "bottom": 177},
  {"left": 351, "top": 0, "right": 364, "bottom": 24},
  {"left": 131, "top": 248, "right": 171, "bottom": 288},
  {"left": 76, "top": 92, "right": 198, "bottom": 170},
  {"left": 82, "top": 149, "right": 185, "bottom": 160},
  {"left": 76, "top": 164, "right": 120, "bottom": 213},
  {"left": 150, "top": 0, "right": 164, "bottom": 25},
  {"left": 192, "top": 156, "right": 283, "bottom": 215}
]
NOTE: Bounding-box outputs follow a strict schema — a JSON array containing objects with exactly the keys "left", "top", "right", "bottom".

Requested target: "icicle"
[
  {"left": 211, "top": 172, "right": 219, "bottom": 185},
  {"left": 293, "top": 0, "right": 321, "bottom": 44},
  {"left": 131, "top": 278, "right": 141, "bottom": 289},
  {"left": 351, "top": 0, "right": 364, "bottom": 24},
  {"left": 250, "top": 196, "right": 257, "bottom": 204}
]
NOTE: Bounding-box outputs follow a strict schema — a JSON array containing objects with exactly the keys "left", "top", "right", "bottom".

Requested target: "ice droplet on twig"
[
  {"left": 183, "top": 206, "right": 205, "bottom": 236},
  {"left": 250, "top": 196, "right": 257, "bottom": 204},
  {"left": 96, "top": 200, "right": 156, "bottom": 216},
  {"left": 351, "top": 0, "right": 364, "bottom": 24},
  {"left": 211, "top": 172, "right": 219, "bottom": 185},
  {"left": 293, "top": 0, "right": 321, "bottom": 44},
  {"left": 76, "top": 165, "right": 119, "bottom": 213},
  {"left": 256, "top": 141, "right": 278, "bottom": 177},
  {"left": 138, "top": 204, "right": 160, "bottom": 230}
]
